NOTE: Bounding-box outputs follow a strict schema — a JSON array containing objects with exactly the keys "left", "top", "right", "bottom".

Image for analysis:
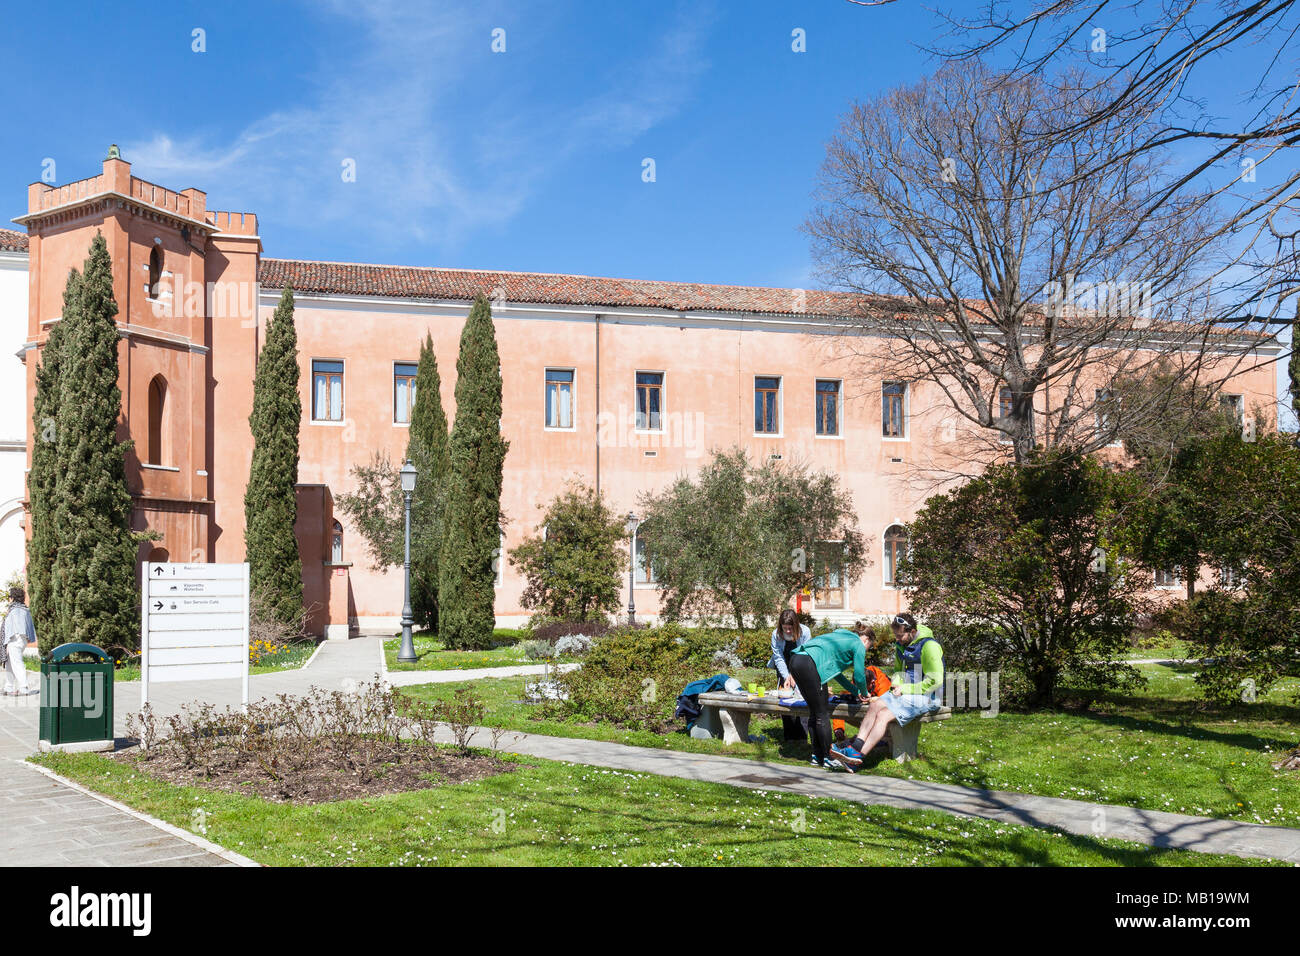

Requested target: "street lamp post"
[
  {"left": 397, "top": 459, "right": 418, "bottom": 664},
  {"left": 624, "top": 511, "right": 640, "bottom": 627}
]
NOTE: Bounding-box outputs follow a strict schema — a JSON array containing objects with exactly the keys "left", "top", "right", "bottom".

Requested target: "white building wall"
[{"left": 0, "top": 249, "right": 28, "bottom": 589}]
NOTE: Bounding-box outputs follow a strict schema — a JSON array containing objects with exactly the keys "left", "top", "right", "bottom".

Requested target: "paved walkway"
[
  {"left": 0, "top": 638, "right": 390, "bottom": 867},
  {"left": 4, "top": 637, "right": 1298, "bottom": 865},
  {"left": 1, "top": 691, "right": 240, "bottom": 866},
  {"left": 385, "top": 661, "right": 578, "bottom": 687}
]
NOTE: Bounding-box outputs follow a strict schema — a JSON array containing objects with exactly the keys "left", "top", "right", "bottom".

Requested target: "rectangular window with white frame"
[
  {"left": 1220, "top": 393, "right": 1244, "bottom": 429},
  {"left": 1154, "top": 566, "right": 1181, "bottom": 589},
  {"left": 635, "top": 371, "right": 663, "bottom": 431},
  {"left": 393, "top": 361, "right": 418, "bottom": 424},
  {"left": 882, "top": 381, "right": 907, "bottom": 438},
  {"left": 997, "top": 385, "right": 1035, "bottom": 444},
  {"left": 754, "top": 375, "right": 781, "bottom": 435},
  {"left": 1095, "top": 388, "right": 1121, "bottom": 445},
  {"left": 546, "top": 368, "right": 575, "bottom": 429},
  {"left": 312, "top": 359, "right": 344, "bottom": 422},
  {"left": 815, "top": 379, "right": 841, "bottom": 436},
  {"left": 634, "top": 535, "right": 658, "bottom": 585}
]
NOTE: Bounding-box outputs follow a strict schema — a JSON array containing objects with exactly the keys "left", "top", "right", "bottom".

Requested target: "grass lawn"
[
  {"left": 382, "top": 634, "right": 530, "bottom": 671},
  {"left": 24, "top": 641, "right": 321, "bottom": 683},
  {"left": 382, "top": 629, "right": 557, "bottom": 671},
  {"left": 1119, "top": 641, "right": 1192, "bottom": 660},
  {"left": 399, "top": 663, "right": 1300, "bottom": 828},
  {"left": 31, "top": 750, "right": 1279, "bottom": 866}
]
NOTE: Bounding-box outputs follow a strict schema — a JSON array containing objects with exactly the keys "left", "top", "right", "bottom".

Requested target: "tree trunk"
[{"left": 1025, "top": 662, "right": 1058, "bottom": 708}]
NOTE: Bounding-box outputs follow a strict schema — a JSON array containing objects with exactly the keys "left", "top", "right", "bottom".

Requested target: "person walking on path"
[{"left": 2, "top": 586, "right": 37, "bottom": 695}]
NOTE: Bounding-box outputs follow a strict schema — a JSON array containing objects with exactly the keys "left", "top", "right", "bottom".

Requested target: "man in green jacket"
[
  {"left": 830, "top": 612, "right": 943, "bottom": 772},
  {"left": 787, "top": 624, "right": 872, "bottom": 768}
]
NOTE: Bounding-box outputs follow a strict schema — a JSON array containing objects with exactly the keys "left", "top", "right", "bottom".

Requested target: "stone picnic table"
[{"left": 695, "top": 691, "right": 952, "bottom": 762}]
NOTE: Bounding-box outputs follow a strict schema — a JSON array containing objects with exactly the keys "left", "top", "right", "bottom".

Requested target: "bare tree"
[
  {"left": 807, "top": 60, "right": 1272, "bottom": 471},
  {"left": 860, "top": 0, "right": 1299, "bottom": 369}
]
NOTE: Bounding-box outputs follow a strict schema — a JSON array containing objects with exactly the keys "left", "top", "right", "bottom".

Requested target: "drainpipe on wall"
[{"left": 595, "top": 314, "right": 601, "bottom": 498}]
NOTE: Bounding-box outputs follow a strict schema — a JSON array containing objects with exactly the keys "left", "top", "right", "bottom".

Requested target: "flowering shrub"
[
  {"left": 710, "top": 640, "right": 741, "bottom": 672},
  {"left": 554, "top": 633, "right": 593, "bottom": 657},
  {"left": 249, "top": 639, "right": 288, "bottom": 666},
  {"left": 541, "top": 624, "right": 713, "bottom": 730}
]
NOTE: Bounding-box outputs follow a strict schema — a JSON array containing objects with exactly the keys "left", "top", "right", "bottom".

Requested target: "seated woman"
[
  {"left": 769, "top": 608, "right": 811, "bottom": 741},
  {"left": 830, "top": 612, "right": 943, "bottom": 772}
]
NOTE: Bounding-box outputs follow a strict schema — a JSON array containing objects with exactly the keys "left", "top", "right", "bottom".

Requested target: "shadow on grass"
[
  {"left": 439, "top": 771, "right": 1243, "bottom": 867},
  {"left": 1059, "top": 681, "right": 1300, "bottom": 754}
]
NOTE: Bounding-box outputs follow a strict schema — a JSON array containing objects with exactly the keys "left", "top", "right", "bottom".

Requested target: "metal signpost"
[{"left": 140, "top": 562, "right": 250, "bottom": 708}]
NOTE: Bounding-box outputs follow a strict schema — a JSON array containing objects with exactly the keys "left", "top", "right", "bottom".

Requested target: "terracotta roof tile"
[
  {"left": 259, "top": 258, "right": 868, "bottom": 318},
  {"left": 0, "top": 228, "right": 28, "bottom": 253}
]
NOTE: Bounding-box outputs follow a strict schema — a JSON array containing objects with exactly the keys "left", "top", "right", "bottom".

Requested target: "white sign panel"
[{"left": 141, "top": 562, "right": 250, "bottom": 706}]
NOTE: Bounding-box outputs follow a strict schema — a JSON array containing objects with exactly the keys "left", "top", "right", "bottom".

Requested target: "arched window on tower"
[
  {"left": 147, "top": 376, "right": 168, "bottom": 465},
  {"left": 148, "top": 246, "right": 162, "bottom": 298}
]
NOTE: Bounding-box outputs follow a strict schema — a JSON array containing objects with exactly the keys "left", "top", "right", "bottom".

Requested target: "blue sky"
[
  {"left": 1, "top": 0, "right": 1292, "bottom": 421},
  {"left": 1, "top": 0, "right": 934, "bottom": 289}
]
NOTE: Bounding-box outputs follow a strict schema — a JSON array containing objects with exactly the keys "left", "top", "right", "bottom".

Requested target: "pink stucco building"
[{"left": 9, "top": 150, "right": 1282, "bottom": 637}]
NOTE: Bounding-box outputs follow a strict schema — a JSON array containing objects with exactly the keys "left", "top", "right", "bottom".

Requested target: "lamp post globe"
[{"left": 397, "top": 459, "right": 418, "bottom": 664}]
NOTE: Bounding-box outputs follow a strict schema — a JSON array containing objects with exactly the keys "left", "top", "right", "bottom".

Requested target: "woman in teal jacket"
[{"left": 788, "top": 624, "right": 871, "bottom": 767}]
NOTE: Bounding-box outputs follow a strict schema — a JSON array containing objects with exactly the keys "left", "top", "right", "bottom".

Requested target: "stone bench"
[{"left": 694, "top": 692, "right": 952, "bottom": 762}]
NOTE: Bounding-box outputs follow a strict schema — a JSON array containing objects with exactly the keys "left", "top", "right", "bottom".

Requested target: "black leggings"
[{"left": 788, "top": 654, "right": 831, "bottom": 764}]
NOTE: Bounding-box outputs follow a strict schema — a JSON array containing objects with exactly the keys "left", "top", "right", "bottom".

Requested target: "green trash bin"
[{"left": 39, "top": 642, "right": 115, "bottom": 752}]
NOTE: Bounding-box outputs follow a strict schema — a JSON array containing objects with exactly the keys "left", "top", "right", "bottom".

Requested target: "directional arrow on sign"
[
  {"left": 153, "top": 566, "right": 164, "bottom": 576},
  {"left": 151, "top": 596, "right": 245, "bottom": 614}
]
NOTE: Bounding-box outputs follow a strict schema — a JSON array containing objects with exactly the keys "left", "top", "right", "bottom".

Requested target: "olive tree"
[
  {"left": 637, "top": 448, "right": 868, "bottom": 629},
  {"left": 508, "top": 483, "right": 626, "bottom": 623}
]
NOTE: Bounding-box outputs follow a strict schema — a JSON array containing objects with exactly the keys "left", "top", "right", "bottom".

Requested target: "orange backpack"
[{"left": 867, "top": 665, "right": 891, "bottom": 696}]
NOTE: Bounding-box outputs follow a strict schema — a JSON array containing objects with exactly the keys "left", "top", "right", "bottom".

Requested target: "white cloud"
[{"left": 122, "top": 0, "right": 713, "bottom": 254}]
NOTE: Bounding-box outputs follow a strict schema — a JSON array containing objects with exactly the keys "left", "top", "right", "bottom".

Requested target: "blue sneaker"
[{"left": 830, "top": 743, "right": 863, "bottom": 772}]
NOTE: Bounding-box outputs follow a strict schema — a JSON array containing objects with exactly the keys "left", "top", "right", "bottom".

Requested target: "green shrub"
[
  {"left": 520, "top": 639, "right": 554, "bottom": 661},
  {"left": 685, "top": 627, "right": 772, "bottom": 668},
  {"left": 542, "top": 623, "right": 721, "bottom": 730},
  {"left": 543, "top": 658, "right": 696, "bottom": 731}
]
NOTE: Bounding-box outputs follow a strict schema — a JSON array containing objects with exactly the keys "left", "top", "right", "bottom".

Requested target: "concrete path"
[
  {"left": 5, "top": 636, "right": 1298, "bottom": 865},
  {"left": 0, "top": 685, "right": 240, "bottom": 867},
  {"left": 385, "top": 661, "right": 578, "bottom": 687},
  {"left": 0, "top": 638, "right": 390, "bottom": 867}
]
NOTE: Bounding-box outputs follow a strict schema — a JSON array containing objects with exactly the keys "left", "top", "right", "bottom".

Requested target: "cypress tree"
[
  {"left": 27, "top": 268, "right": 77, "bottom": 654},
  {"left": 244, "top": 286, "right": 303, "bottom": 626},
  {"left": 406, "top": 332, "right": 450, "bottom": 630},
  {"left": 49, "top": 233, "right": 139, "bottom": 652},
  {"left": 439, "top": 295, "right": 509, "bottom": 649}
]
